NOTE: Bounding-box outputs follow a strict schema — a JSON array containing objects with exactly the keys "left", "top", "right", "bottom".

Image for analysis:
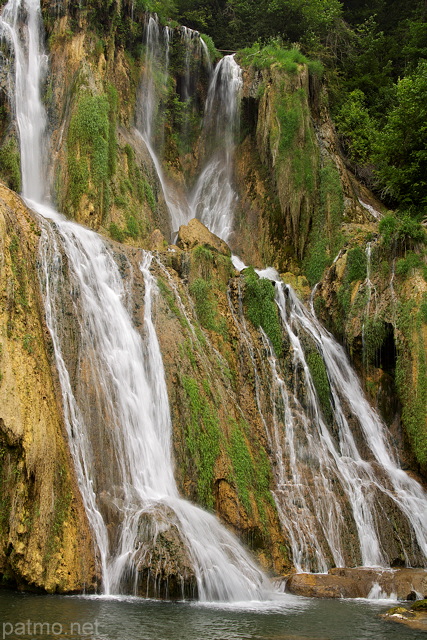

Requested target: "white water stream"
[
  {"left": 231, "top": 260, "right": 427, "bottom": 571},
  {"left": 137, "top": 15, "right": 242, "bottom": 240},
  {"left": 1, "top": 0, "right": 426, "bottom": 594},
  {"left": 0, "top": 0, "right": 271, "bottom": 600}
]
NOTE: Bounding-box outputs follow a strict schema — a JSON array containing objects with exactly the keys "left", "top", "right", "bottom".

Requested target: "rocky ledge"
[
  {"left": 382, "top": 599, "right": 427, "bottom": 631},
  {"left": 286, "top": 567, "right": 427, "bottom": 600}
]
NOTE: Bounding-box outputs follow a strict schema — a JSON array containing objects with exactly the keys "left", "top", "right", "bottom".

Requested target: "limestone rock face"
[
  {"left": 0, "top": 184, "right": 97, "bottom": 592},
  {"left": 287, "top": 567, "right": 427, "bottom": 599},
  {"left": 177, "top": 218, "right": 231, "bottom": 256}
]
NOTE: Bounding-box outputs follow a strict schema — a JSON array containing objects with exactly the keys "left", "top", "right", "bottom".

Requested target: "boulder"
[
  {"left": 177, "top": 218, "right": 231, "bottom": 256},
  {"left": 382, "top": 599, "right": 427, "bottom": 631}
]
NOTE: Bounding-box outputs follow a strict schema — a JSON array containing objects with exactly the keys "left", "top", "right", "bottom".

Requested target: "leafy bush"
[
  {"left": 239, "top": 40, "right": 323, "bottom": 77},
  {"left": 379, "top": 212, "right": 426, "bottom": 250},
  {"left": 375, "top": 60, "right": 427, "bottom": 211},
  {"left": 395, "top": 252, "right": 423, "bottom": 277},
  {"left": 335, "top": 90, "right": 377, "bottom": 165}
]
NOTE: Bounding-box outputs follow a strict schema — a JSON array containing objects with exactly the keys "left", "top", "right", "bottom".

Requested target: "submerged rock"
[{"left": 382, "top": 599, "right": 427, "bottom": 631}]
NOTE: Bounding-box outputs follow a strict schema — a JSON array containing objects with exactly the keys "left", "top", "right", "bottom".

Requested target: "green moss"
[
  {"left": 363, "top": 317, "right": 388, "bottom": 365},
  {"left": 303, "top": 158, "right": 344, "bottom": 286},
  {"left": 303, "top": 238, "right": 329, "bottom": 287},
  {"left": 124, "top": 143, "right": 156, "bottom": 211},
  {"left": 67, "top": 92, "right": 110, "bottom": 216},
  {"left": 347, "top": 246, "right": 367, "bottom": 282},
  {"left": 411, "top": 599, "right": 427, "bottom": 611},
  {"left": 243, "top": 268, "right": 283, "bottom": 357},
  {"left": 44, "top": 464, "right": 72, "bottom": 562},
  {"left": 306, "top": 349, "right": 333, "bottom": 423},
  {"left": 9, "top": 234, "right": 28, "bottom": 309},
  {"left": 125, "top": 215, "right": 140, "bottom": 239},
  {"left": 157, "top": 276, "right": 189, "bottom": 330},
  {"left": 107, "top": 85, "right": 118, "bottom": 178},
  {"left": 420, "top": 294, "right": 427, "bottom": 324},
  {"left": 182, "top": 376, "right": 221, "bottom": 509},
  {"left": 0, "top": 139, "right": 21, "bottom": 192},
  {"left": 227, "top": 419, "right": 274, "bottom": 526},
  {"left": 22, "top": 334, "right": 35, "bottom": 354},
  {"left": 108, "top": 222, "right": 125, "bottom": 243},
  {"left": 228, "top": 421, "right": 253, "bottom": 512},
  {"left": 189, "top": 277, "right": 225, "bottom": 334},
  {"left": 395, "top": 301, "right": 427, "bottom": 467}
]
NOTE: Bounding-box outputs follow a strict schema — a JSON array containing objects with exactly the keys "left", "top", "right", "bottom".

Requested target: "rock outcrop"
[
  {"left": 0, "top": 184, "right": 96, "bottom": 592},
  {"left": 177, "top": 218, "right": 231, "bottom": 256},
  {"left": 286, "top": 568, "right": 427, "bottom": 600}
]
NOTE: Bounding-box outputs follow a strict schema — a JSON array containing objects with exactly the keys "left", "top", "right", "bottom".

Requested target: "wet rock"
[
  {"left": 382, "top": 599, "right": 427, "bottom": 631},
  {"left": 132, "top": 505, "right": 197, "bottom": 600},
  {"left": 177, "top": 218, "right": 231, "bottom": 256},
  {"left": 287, "top": 567, "right": 427, "bottom": 599}
]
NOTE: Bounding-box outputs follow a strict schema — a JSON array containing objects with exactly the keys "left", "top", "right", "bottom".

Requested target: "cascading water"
[
  {"left": 137, "top": 14, "right": 190, "bottom": 234},
  {"left": 0, "top": 0, "right": 46, "bottom": 202},
  {"left": 2, "top": 0, "right": 271, "bottom": 600},
  {"left": 230, "top": 259, "right": 427, "bottom": 571},
  {"left": 189, "top": 55, "right": 243, "bottom": 242},
  {"left": 137, "top": 17, "right": 242, "bottom": 240},
  {"left": 3, "top": 0, "right": 427, "bottom": 596},
  {"left": 266, "top": 274, "right": 427, "bottom": 571}
]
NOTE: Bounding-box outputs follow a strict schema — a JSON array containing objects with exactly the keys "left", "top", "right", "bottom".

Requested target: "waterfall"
[
  {"left": 137, "top": 14, "right": 190, "bottom": 235},
  {"left": 189, "top": 55, "right": 243, "bottom": 242},
  {"left": 231, "top": 259, "right": 427, "bottom": 571},
  {"left": 268, "top": 273, "right": 427, "bottom": 570},
  {"left": 137, "top": 19, "right": 241, "bottom": 240},
  {"left": 1, "top": 0, "right": 271, "bottom": 600},
  {"left": 0, "top": 0, "right": 47, "bottom": 201}
]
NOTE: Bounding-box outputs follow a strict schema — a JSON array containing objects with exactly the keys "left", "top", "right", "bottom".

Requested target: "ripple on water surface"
[{"left": 0, "top": 591, "right": 426, "bottom": 640}]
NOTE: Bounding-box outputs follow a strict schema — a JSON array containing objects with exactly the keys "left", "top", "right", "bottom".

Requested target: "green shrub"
[
  {"left": 395, "top": 251, "right": 422, "bottom": 277},
  {"left": 239, "top": 40, "right": 323, "bottom": 77},
  {"left": 379, "top": 212, "right": 426, "bottom": 247}
]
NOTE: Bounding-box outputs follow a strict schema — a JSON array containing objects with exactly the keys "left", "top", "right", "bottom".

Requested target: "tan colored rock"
[
  {"left": 177, "top": 218, "right": 231, "bottom": 256},
  {"left": 148, "top": 228, "right": 166, "bottom": 252},
  {"left": 287, "top": 567, "right": 427, "bottom": 599},
  {"left": 0, "top": 184, "right": 97, "bottom": 592}
]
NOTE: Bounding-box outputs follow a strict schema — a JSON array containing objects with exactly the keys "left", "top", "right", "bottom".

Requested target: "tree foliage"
[{"left": 375, "top": 61, "right": 427, "bottom": 212}]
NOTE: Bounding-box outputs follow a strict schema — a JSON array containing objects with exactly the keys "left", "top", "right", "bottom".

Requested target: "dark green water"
[{"left": 0, "top": 591, "right": 423, "bottom": 640}]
